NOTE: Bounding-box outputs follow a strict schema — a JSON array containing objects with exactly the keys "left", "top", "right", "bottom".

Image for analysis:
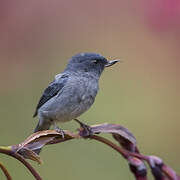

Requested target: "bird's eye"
[{"left": 92, "top": 60, "right": 98, "bottom": 64}]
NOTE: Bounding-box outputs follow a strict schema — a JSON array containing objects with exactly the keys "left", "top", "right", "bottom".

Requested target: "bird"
[{"left": 33, "top": 52, "right": 119, "bottom": 137}]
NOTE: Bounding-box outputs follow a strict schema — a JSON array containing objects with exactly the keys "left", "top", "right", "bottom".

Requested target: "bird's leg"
[
  {"left": 74, "top": 119, "right": 93, "bottom": 137},
  {"left": 53, "top": 121, "right": 65, "bottom": 139}
]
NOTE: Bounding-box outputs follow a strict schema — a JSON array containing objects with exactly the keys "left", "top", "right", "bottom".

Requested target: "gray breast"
[{"left": 39, "top": 74, "right": 99, "bottom": 122}]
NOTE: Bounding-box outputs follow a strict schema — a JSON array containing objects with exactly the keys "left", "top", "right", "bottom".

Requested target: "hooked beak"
[{"left": 105, "top": 59, "right": 120, "bottom": 67}]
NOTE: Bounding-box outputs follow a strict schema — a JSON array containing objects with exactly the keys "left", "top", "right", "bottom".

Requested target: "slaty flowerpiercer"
[{"left": 33, "top": 52, "right": 119, "bottom": 136}]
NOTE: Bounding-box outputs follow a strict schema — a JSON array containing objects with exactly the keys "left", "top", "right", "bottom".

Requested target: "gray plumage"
[
  {"left": 33, "top": 74, "right": 68, "bottom": 117},
  {"left": 34, "top": 52, "right": 119, "bottom": 132}
]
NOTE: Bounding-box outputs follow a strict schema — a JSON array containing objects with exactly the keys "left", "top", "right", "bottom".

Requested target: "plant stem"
[
  {"left": 0, "top": 148, "right": 42, "bottom": 180},
  {"left": 90, "top": 135, "right": 129, "bottom": 158},
  {"left": 90, "top": 135, "right": 150, "bottom": 162},
  {"left": 90, "top": 135, "right": 148, "bottom": 180},
  {"left": 0, "top": 162, "right": 12, "bottom": 180}
]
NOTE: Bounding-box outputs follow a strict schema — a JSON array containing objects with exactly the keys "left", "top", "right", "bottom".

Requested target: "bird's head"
[{"left": 65, "top": 52, "right": 119, "bottom": 76}]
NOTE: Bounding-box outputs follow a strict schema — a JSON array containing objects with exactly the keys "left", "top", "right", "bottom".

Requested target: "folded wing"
[{"left": 33, "top": 74, "right": 69, "bottom": 117}]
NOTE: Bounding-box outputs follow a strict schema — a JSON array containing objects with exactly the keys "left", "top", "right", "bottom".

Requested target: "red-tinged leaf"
[
  {"left": 148, "top": 156, "right": 163, "bottom": 167},
  {"left": 88, "top": 123, "right": 136, "bottom": 151},
  {"left": 128, "top": 157, "right": 147, "bottom": 180},
  {"left": 148, "top": 156, "right": 179, "bottom": 180},
  {"left": 15, "top": 130, "right": 63, "bottom": 152},
  {"left": 151, "top": 166, "right": 164, "bottom": 180},
  {"left": 14, "top": 130, "right": 78, "bottom": 152},
  {"left": 18, "top": 147, "right": 42, "bottom": 164},
  {"left": 113, "top": 133, "right": 136, "bottom": 151},
  {"left": 90, "top": 123, "right": 136, "bottom": 146},
  {"left": 11, "top": 130, "right": 79, "bottom": 162},
  {"left": 161, "top": 164, "right": 179, "bottom": 180}
]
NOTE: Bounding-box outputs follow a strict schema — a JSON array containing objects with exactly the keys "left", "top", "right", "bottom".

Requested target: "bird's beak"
[{"left": 105, "top": 59, "right": 120, "bottom": 67}]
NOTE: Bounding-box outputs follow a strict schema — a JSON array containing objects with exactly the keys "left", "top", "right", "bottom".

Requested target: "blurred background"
[{"left": 0, "top": 0, "right": 179, "bottom": 179}]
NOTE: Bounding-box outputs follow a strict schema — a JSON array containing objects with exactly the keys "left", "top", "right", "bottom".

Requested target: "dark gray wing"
[{"left": 33, "top": 74, "right": 68, "bottom": 117}]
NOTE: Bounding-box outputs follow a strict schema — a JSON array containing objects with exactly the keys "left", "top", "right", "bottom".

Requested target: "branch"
[
  {"left": 90, "top": 135, "right": 148, "bottom": 180},
  {"left": 0, "top": 161, "right": 12, "bottom": 180},
  {"left": 90, "top": 135, "right": 129, "bottom": 158},
  {"left": 0, "top": 147, "right": 42, "bottom": 180},
  {"left": 0, "top": 123, "right": 179, "bottom": 180}
]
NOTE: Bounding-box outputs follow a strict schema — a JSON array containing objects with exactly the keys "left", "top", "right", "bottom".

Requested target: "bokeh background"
[{"left": 0, "top": 0, "right": 179, "bottom": 179}]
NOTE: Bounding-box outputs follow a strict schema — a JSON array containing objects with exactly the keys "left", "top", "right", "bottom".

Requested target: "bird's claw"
[
  {"left": 74, "top": 119, "right": 93, "bottom": 137},
  {"left": 53, "top": 124, "right": 65, "bottom": 138},
  {"left": 81, "top": 124, "right": 93, "bottom": 137},
  {"left": 55, "top": 128, "right": 65, "bottom": 139}
]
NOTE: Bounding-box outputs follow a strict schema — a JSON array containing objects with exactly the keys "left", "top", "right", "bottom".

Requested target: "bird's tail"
[
  {"left": 34, "top": 120, "right": 51, "bottom": 133},
  {"left": 33, "top": 121, "right": 51, "bottom": 155}
]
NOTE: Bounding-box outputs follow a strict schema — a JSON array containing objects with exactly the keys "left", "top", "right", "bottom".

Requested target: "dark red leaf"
[
  {"left": 148, "top": 156, "right": 179, "bottom": 180},
  {"left": 88, "top": 123, "right": 136, "bottom": 151},
  {"left": 128, "top": 157, "right": 147, "bottom": 180},
  {"left": 90, "top": 123, "right": 136, "bottom": 147},
  {"left": 12, "top": 130, "right": 78, "bottom": 163}
]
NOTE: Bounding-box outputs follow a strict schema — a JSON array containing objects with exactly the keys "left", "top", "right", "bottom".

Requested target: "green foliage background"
[{"left": 0, "top": 0, "right": 179, "bottom": 179}]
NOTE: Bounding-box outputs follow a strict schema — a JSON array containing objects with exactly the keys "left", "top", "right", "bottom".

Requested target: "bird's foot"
[
  {"left": 53, "top": 123, "right": 65, "bottom": 138},
  {"left": 74, "top": 119, "right": 93, "bottom": 137}
]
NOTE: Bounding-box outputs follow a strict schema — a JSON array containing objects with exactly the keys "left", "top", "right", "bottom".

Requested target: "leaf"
[
  {"left": 128, "top": 157, "right": 147, "bottom": 179},
  {"left": 161, "top": 165, "right": 179, "bottom": 180},
  {"left": 148, "top": 155, "right": 180, "bottom": 180},
  {"left": 12, "top": 130, "right": 78, "bottom": 163},
  {"left": 90, "top": 123, "right": 136, "bottom": 151},
  {"left": 18, "top": 147, "right": 42, "bottom": 164}
]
